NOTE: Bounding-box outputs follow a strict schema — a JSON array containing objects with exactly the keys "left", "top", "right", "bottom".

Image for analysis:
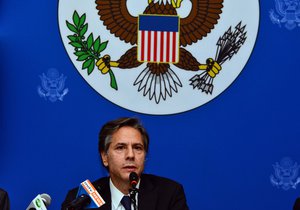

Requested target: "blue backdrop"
[{"left": 1, "top": 0, "right": 300, "bottom": 209}]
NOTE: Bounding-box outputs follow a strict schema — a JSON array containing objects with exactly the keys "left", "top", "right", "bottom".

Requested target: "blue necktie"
[{"left": 121, "top": 196, "right": 131, "bottom": 210}]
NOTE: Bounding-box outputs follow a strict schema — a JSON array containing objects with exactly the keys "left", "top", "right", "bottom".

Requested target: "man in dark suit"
[
  {"left": 294, "top": 197, "right": 300, "bottom": 210},
  {"left": 61, "top": 117, "right": 189, "bottom": 210},
  {"left": 0, "top": 188, "right": 10, "bottom": 210}
]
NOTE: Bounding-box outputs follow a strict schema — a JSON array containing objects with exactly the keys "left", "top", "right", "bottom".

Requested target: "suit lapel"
[
  {"left": 92, "top": 175, "right": 160, "bottom": 210},
  {"left": 138, "top": 175, "right": 158, "bottom": 210},
  {"left": 93, "top": 177, "right": 111, "bottom": 210}
]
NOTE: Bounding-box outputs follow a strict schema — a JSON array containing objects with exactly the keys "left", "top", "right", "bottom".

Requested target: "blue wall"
[{"left": 1, "top": 0, "right": 300, "bottom": 209}]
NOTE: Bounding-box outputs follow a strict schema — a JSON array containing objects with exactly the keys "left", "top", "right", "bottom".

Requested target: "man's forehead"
[
  {"left": 111, "top": 138, "right": 144, "bottom": 145},
  {"left": 110, "top": 127, "right": 144, "bottom": 144}
]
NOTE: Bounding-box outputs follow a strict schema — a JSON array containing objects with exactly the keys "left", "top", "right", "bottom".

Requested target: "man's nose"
[{"left": 126, "top": 147, "right": 135, "bottom": 159}]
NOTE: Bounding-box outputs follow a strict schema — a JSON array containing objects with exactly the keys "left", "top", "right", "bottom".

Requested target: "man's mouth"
[{"left": 123, "top": 165, "right": 137, "bottom": 170}]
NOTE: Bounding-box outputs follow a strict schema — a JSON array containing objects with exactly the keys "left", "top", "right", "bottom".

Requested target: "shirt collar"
[{"left": 109, "top": 178, "right": 141, "bottom": 209}]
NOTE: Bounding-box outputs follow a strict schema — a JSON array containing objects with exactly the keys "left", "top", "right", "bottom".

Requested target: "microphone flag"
[{"left": 76, "top": 179, "right": 105, "bottom": 209}]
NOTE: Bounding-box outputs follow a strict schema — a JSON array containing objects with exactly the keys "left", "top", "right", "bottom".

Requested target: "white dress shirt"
[{"left": 110, "top": 178, "right": 140, "bottom": 210}]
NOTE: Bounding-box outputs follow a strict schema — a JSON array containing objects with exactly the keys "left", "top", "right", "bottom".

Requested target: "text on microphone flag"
[{"left": 78, "top": 179, "right": 105, "bottom": 208}]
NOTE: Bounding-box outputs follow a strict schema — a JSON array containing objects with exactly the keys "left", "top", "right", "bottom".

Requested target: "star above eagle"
[{"left": 95, "top": 0, "right": 223, "bottom": 103}]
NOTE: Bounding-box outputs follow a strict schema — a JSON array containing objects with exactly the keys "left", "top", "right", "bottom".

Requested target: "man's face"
[{"left": 101, "top": 126, "right": 146, "bottom": 185}]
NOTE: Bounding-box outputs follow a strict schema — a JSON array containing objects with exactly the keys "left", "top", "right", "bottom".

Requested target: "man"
[
  {"left": 294, "top": 197, "right": 300, "bottom": 210},
  {"left": 61, "top": 117, "right": 189, "bottom": 210},
  {"left": 0, "top": 188, "right": 10, "bottom": 210}
]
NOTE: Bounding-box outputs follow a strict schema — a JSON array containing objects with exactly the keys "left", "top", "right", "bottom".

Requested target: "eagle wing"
[
  {"left": 95, "top": 0, "right": 138, "bottom": 45},
  {"left": 180, "top": 0, "right": 223, "bottom": 47}
]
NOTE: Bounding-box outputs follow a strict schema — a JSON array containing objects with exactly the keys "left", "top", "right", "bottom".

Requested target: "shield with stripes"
[{"left": 138, "top": 15, "right": 180, "bottom": 63}]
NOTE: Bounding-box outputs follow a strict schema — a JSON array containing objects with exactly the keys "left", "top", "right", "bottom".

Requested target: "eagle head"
[{"left": 148, "top": 0, "right": 183, "bottom": 8}]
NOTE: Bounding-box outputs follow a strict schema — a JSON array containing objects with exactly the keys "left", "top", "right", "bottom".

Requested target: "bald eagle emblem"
[
  {"left": 269, "top": 0, "right": 300, "bottom": 30},
  {"left": 59, "top": 0, "right": 259, "bottom": 114},
  {"left": 270, "top": 157, "right": 300, "bottom": 190}
]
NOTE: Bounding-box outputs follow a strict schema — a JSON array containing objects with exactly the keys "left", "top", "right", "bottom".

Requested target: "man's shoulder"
[
  {"left": 93, "top": 176, "right": 110, "bottom": 186},
  {"left": 141, "top": 174, "right": 183, "bottom": 188},
  {"left": 66, "top": 177, "right": 109, "bottom": 194},
  {"left": 139, "top": 174, "right": 188, "bottom": 209}
]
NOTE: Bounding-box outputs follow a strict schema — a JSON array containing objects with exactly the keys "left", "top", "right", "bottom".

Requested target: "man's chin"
[{"left": 121, "top": 169, "right": 141, "bottom": 179}]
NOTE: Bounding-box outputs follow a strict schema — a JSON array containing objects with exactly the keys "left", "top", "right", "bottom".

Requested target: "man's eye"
[
  {"left": 116, "top": 146, "right": 125, "bottom": 150},
  {"left": 134, "top": 146, "right": 144, "bottom": 151}
]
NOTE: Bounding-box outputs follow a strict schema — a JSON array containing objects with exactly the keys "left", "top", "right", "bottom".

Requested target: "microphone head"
[
  {"left": 40, "top": 193, "right": 51, "bottom": 207},
  {"left": 26, "top": 193, "right": 51, "bottom": 210},
  {"left": 129, "top": 172, "right": 138, "bottom": 188},
  {"left": 67, "top": 194, "right": 91, "bottom": 210}
]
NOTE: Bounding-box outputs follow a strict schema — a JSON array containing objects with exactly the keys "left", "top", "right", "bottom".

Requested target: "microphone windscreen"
[
  {"left": 40, "top": 193, "right": 51, "bottom": 206},
  {"left": 129, "top": 172, "right": 138, "bottom": 187}
]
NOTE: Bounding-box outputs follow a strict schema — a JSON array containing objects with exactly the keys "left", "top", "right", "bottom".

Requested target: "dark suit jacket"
[
  {"left": 0, "top": 188, "right": 9, "bottom": 210},
  {"left": 294, "top": 198, "right": 300, "bottom": 210},
  {"left": 61, "top": 174, "right": 189, "bottom": 210}
]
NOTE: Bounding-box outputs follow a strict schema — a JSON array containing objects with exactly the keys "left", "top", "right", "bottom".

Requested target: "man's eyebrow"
[
  {"left": 114, "top": 142, "right": 127, "bottom": 146},
  {"left": 132, "top": 143, "right": 144, "bottom": 147},
  {"left": 111, "top": 142, "right": 127, "bottom": 148},
  {"left": 113, "top": 142, "right": 144, "bottom": 147}
]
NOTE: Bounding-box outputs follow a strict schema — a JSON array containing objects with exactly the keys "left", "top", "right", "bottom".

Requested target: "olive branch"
[{"left": 66, "top": 11, "right": 118, "bottom": 90}]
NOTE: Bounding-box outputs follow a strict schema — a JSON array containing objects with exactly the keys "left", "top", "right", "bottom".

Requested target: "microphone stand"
[{"left": 129, "top": 187, "right": 138, "bottom": 210}]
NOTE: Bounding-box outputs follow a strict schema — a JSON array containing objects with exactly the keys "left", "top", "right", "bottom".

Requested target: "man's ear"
[{"left": 101, "top": 152, "right": 108, "bottom": 167}]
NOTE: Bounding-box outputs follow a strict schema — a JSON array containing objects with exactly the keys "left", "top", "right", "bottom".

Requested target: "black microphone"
[
  {"left": 129, "top": 172, "right": 138, "bottom": 189},
  {"left": 129, "top": 172, "right": 139, "bottom": 210},
  {"left": 65, "top": 194, "right": 91, "bottom": 210}
]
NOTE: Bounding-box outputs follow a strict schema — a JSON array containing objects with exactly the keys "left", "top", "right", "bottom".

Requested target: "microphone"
[
  {"left": 129, "top": 172, "right": 139, "bottom": 210},
  {"left": 26, "top": 193, "right": 51, "bottom": 210},
  {"left": 65, "top": 179, "right": 105, "bottom": 210},
  {"left": 129, "top": 172, "right": 138, "bottom": 189},
  {"left": 65, "top": 194, "right": 91, "bottom": 210}
]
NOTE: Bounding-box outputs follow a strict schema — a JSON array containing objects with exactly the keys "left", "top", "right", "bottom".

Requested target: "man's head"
[{"left": 98, "top": 117, "right": 149, "bottom": 185}]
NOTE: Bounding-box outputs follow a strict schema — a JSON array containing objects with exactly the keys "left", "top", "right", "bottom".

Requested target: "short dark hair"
[{"left": 98, "top": 117, "right": 149, "bottom": 155}]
